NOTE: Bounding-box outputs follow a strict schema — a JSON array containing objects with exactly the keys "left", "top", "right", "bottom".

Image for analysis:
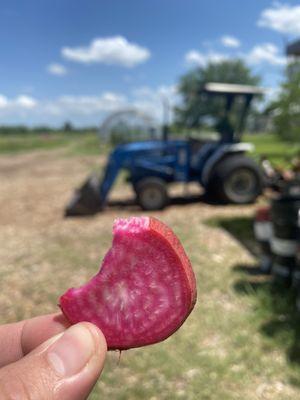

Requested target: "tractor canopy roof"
[
  {"left": 201, "top": 83, "right": 264, "bottom": 141},
  {"left": 203, "top": 82, "right": 264, "bottom": 96}
]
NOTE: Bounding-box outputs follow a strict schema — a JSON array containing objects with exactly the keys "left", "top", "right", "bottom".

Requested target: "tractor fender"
[{"left": 201, "top": 142, "right": 254, "bottom": 186}]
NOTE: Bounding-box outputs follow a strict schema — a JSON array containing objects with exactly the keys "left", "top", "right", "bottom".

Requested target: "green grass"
[
  {"left": 2, "top": 130, "right": 300, "bottom": 398},
  {"left": 1, "top": 152, "right": 300, "bottom": 399},
  {"left": 203, "top": 215, "right": 300, "bottom": 395},
  {"left": 206, "top": 215, "right": 259, "bottom": 257},
  {"left": 59, "top": 215, "right": 300, "bottom": 398},
  {"left": 0, "top": 131, "right": 107, "bottom": 155},
  {"left": 244, "top": 133, "right": 300, "bottom": 167},
  {"left": 1, "top": 130, "right": 299, "bottom": 167}
]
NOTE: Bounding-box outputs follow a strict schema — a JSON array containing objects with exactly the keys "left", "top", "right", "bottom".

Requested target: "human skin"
[{"left": 0, "top": 313, "right": 107, "bottom": 399}]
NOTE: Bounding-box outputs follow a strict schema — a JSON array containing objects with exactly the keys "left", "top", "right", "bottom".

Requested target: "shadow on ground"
[
  {"left": 234, "top": 273, "right": 300, "bottom": 368},
  {"left": 107, "top": 193, "right": 223, "bottom": 210},
  {"left": 205, "top": 214, "right": 259, "bottom": 257},
  {"left": 65, "top": 190, "right": 224, "bottom": 217},
  {"left": 206, "top": 214, "right": 300, "bottom": 371}
]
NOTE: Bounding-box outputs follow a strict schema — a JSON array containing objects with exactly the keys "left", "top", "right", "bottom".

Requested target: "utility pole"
[{"left": 162, "top": 95, "right": 170, "bottom": 141}]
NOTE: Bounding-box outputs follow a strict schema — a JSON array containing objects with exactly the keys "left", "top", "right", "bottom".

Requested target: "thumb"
[{"left": 0, "top": 322, "right": 107, "bottom": 400}]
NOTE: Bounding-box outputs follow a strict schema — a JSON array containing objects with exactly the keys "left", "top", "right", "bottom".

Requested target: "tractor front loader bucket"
[{"left": 65, "top": 174, "right": 103, "bottom": 217}]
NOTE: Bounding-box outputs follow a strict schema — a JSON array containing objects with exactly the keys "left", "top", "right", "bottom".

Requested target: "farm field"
[
  {"left": 1, "top": 130, "right": 300, "bottom": 167},
  {"left": 1, "top": 134, "right": 300, "bottom": 399}
]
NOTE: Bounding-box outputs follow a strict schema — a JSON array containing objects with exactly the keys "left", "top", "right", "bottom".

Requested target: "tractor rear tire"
[
  {"left": 207, "top": 155, "right": 263, "bottom": 204},
  {"left": 135, "top": 177, "right": 169, "bottom": 211}
]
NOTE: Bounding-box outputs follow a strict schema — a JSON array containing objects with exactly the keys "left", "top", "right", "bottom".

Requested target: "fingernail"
[{"left": 47, "top": 323, "right": 96, "bottom": 377}]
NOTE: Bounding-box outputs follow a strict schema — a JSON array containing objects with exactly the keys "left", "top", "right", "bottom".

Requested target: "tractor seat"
[{"left": 190, "top": 142, "right": 217, "bottom": 171}]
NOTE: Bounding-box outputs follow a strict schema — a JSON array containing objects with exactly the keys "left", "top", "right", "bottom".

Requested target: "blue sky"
[{"left": 0, "top": 0, "right": 300, "bottom": 127}]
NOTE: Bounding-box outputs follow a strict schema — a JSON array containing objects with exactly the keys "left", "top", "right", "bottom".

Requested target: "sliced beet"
[{"left": 59, "top": 217, "right": 197, "bottom": 350}]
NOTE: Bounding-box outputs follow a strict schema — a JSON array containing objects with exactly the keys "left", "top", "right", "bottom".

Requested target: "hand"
[{"left": 0, "top": 313, "right": 107, "bottom": 399}]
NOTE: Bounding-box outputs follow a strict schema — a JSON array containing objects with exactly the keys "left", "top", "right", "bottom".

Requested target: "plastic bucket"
[
  {"left": 254, "top": 206, "right": 273, "bottom": 273},
  {"left": 270, "top": 197, "right": 300, "bottom": 284}
]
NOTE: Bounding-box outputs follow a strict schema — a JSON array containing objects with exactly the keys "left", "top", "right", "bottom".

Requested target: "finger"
[
  {"left": 21, "top": 313, "right": 70, "bottom": 355},
  {"left": 0, "top": 322, "right": 107, "bottom": 400},
  {"left": 0, "top": 313, "right": 70, "bottom": 367}
]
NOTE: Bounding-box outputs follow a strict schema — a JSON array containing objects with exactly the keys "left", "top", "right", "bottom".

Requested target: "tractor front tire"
[
  {"left": 207, "top": 155, "right": 263, "bottom": 204},
  {"left": 135, "top": 177, "right": 169, "bottom": 211}
]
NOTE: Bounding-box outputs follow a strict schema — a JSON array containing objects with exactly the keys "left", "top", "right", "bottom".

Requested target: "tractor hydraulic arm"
[{"left": 99, "top": 152, "right": 122, "bottom": 205}]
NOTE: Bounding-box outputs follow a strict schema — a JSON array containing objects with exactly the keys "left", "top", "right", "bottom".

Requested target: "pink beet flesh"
[{"left": 59, "top": 217, "right": 197, "bottom": 350}]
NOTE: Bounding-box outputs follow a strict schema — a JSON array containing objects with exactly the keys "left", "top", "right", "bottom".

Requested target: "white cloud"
[
  {"left": 185, "top": 41, "right": 286, "bottom": 68},
  {"left": 264, "top": 86, "right": 281, "bottom": 103},
  {"left": 220, "top": 35, "right": 241, "bottom": 48},
  {"left": 61, "top": 36, "right": 151, "bottom": 67},
  {"left": 0, "top": 95, "right": 8, "bottom": 108},
  {"left": 48, "top": 93, "right": 127, "bottom": 115},
  {"left": 0, "top": 87, "right": 180, "bottom": 125},
  {"left": 0, "top": 92, "right": 124, "bottom": 120},
  {"left": 258, "top": 3, "right": 300, "bottom": 35},
  {"left": 245, "top": 43, "right": 286, "bottom": 66},
  {"left": 131, "top": 85, "right": 179, "bottom": 122},
  {"left": 185, "top": 50, "right": 206, "bottom": 66},
  {"left": 14, "top": 95, "right": 37, "bottom": 109},
  {"left": 0, "top": 94, "right": 38, "bottom": 111},
  {"left": 47, "top": 63, "right": 67, "bottom": 76},
  {"left": 132, "top": 85, "right": 178, "bottom": 103},
  {"left": 185, "top": 50, "right": 228, "bottom": 66}
]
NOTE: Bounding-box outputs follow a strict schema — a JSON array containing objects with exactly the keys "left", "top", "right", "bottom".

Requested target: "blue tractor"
[{"left": 65, "top": 83, "right": 264, "bottom": 215}]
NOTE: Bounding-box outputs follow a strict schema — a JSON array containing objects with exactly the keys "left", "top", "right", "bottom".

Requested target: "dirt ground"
[
  {"left": 0, "top": 151, "right": 248, "bottom": 319},
  {"left": 1, "top": 151, "right": 299, "bottom": 399}
]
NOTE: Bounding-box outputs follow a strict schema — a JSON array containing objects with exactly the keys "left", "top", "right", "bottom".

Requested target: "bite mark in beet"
[{"left": 59, "top": 217, "right": 197, "bottom": 350}]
